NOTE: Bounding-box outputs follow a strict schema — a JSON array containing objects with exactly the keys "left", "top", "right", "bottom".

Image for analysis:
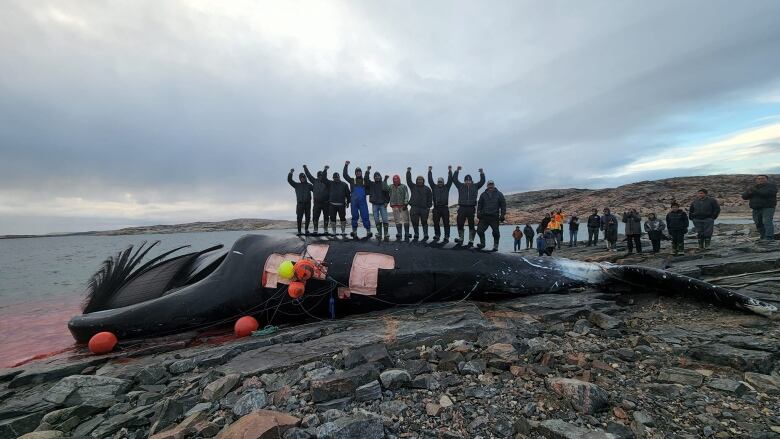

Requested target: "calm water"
[{"left": 0, "top": 219, "right": 752, "bottom": 367}]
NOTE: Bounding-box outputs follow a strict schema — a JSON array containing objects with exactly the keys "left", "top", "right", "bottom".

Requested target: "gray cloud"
[{"left": 2, "top": 0, "right": 780, "bottom": 234}]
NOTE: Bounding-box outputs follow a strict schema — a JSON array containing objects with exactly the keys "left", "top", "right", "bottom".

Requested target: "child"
[
  {"left": 512, "top": 226, "right": 523, "bottom": 252},
  {"left": 666, "top": 202, "right": 689, "bottom": 256},
  {"left": 543, "top": 228, "right": 556, "bottom": 256},
  {"left": 536, "top": 231, "right": 546, "bottom": 256}
]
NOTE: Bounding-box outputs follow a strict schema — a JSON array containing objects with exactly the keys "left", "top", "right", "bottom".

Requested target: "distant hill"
[{"left": 502, "top": 174, "right": 778, "bottom": 224}]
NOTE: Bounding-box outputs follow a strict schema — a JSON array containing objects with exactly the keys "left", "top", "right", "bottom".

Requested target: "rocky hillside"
[
  {"left": 503, "top": 174, "right": 779, "bottom": 224},
  {"left": 91, "top": 218, "right": 295, "bottom": 236}
]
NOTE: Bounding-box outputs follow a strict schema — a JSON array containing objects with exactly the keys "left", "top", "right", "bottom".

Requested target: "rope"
[{"left": 252, "top": 325, "right": 279, "bottom": 337}]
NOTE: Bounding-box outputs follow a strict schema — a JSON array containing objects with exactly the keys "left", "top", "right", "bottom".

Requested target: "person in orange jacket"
[{"left": 512, "top": 226, "right": 523, "bottom": 251}]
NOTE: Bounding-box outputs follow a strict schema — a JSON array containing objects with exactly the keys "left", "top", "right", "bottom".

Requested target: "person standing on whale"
[
  {"left": 389, "top": 174, "right": 411, "bottom": 240},
  {"left": 303, "top": 164, "right": 330, "bottom": 234},
  {"left": 366, "top": 171, "right": 391, "bottom": 241},
  {"left": 428, "top": 165, "right": 453, "bottom": 242},
  {"left": 326, "top": 172, "right": 350, "bottom": 236},
  {"left": 287, "top": 169, "right": 313, "bottom": 235},
  {"left": 407, "top": 167, "right": 433, "bottom": 241},
  {"left": 343, "top": 161, "right": 373, "bottom": 239},
  {"left": 476, "top": 179, "right": 506, "bottom": 251},
  {"left": 452, "top": 166, "right": 486, "bottom": 246}
]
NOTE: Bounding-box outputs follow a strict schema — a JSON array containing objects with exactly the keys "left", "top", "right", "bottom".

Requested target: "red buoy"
[
  {"left": 88, "top": 331, "right": 117, "bottom": 354},
  {"left": 288, "top": 281, "right": 306, "bottom": 299},
  {"left": 234, "top": 316, "right": 259, "bottom": 337},
  {"left": 294, "top": 259, "right": 316, "bottom": 281}
]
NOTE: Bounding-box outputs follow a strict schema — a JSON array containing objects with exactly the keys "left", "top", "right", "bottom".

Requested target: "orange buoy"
[
  {"left": 88, "top": 331, "right": 118, "bottom": 354},
  {"left": 294, "top": 259, "right": 316, "bottom": 281},
  {"left": 235, "top": 316, "right": 259, "bottom": 337},
  {"left": 288, "top": 280, "right": 306, "bottom": 299}
]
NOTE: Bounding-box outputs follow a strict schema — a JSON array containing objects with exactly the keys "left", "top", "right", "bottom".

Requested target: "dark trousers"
[
  {"left": 514, "top": 239, "right": 521, "bottom": 251},
  {"left": 587, "top": 227, "right": 599, "bottom": 246},
  {"left": 544, "top": 246, "right": 554, "bottom": 256},
  {"left": 329, "top": 203, "right": 346, "bottom": 222},
  {"left": 526, "top": 237, "right": 533, "bottom": 249},
  {"left": 626, "top": 234, "right": 642, "bottom": 253},
  {"left": 456, "top": 205, "right": 476, "bottom": 233},
  {"left": 753, "top": 207, "right": 776, "bottom": 240},
  {"left": 569, "top": 229, "right": 578, "bottom": 246},
  {"left": 312, "top": 200, "right": 329, "bottom": 231},
  {"left": 432, "top": 205, "right": 450, "bottom": 238},
  {"left": 670, "top": 229, "right": 685, "bottom": 252},
  {"left": 650, "top": 239, "right": 661, "bottom": 253},
  {"left": 296, "top": 201, "right": 311, "bottom": 232},
  {"left": 410, "top": 206, "right": 429, "bottom": 237},
  {"left": 554, "top": 229, "right": 563, "bottom": 249},
  {"left": 477, "top": 215, "right": 500, "bottom": 244}
]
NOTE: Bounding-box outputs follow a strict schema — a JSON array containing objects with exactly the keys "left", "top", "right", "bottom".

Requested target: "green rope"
[{"left": 251, "top": 325, "right": 279, "bottom": 337}]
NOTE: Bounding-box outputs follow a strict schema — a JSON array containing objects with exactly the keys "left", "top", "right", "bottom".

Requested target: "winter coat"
[
  {"left": 587, "top": 214, "right": 602, "bottom": 229},
  {"left": 287, "top": 173, "right": 313, "bottom": 204},
  {"left": 406, "top": 171, "right": 433, "bottom": 209},
  {"left": 388, "top": 184, "right": 409, "bottom": 207},
  {"left": 477, "top": 189, "right": 506, "bottom": 218},
  {"left": 601, "top": 214, "right": 619, "bottom": 232},
  {"left": 512, "top": 229, "right": 523, "bottom": 240},
  {"left": 524, "top": 225, "right": 535, "bottom": 238},
  {"left": 452, "top": 170, "right": 485, "bottom": 206},
  {"left": 366, "top": 179, "right": 390, "bottom": 205},
  {"left": 689, "top": 196, "right": 720, "bottom": 220},
  {"left": 328, "top": 179, "right": 350, "bottom": 205},
  {"left": 428, "top": 170, "right": 453, "bottom": 207},
  {"left": 742, "top": 183, "right": 778, "bottom": 209},
  {"left": 622, "top": 212, "right": 642, "bottom": 235},
  {"left": 543, "top": 230, "right": 556, "bottom": 248},
  {"left": 304, "top": 167, "right": 330, "bottom": 202},
  {"left": 569, "top": 218, "right": 580, "bottom": 231},
  {"left": 644, "top": 218, "right": 666, "bottom": 240},
  {"left": 666, "top": 210, "right": 689, "bottom": 231},
  {"left": 539, "top": 217, "right": 551, "bottom": 232}
]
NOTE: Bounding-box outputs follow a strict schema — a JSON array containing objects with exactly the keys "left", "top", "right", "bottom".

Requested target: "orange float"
[
  {"left": 88, "top": 331, "right": 118, "bottom": 354},
  {"left": 234, "top": 316, "right": 259, "bottom": 337},
  {"left": 288, "top": 281, "right": 306, "bottom": 299},
  {"left": 294, "top": 259, "right": 316, "bottom": 281}
]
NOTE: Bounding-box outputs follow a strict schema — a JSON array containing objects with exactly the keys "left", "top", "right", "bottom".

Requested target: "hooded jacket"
[
  {"left": 689, "top": 196, "right": 721, "bottom": 220},
  {"left": 452, "top": 170, "right": 485, "bottom": 206},
  {"left": 666, "top": 210, "right": 689, "bottom": 231},
  {"left": 406, "top": 170, "right": 432, "bottom": 209},
  {"left": 587, "top": 213, "right": 602, "bottom": 229},
  {"left": 644, "top": 217, "right": 666, "bottom": 238},
  {"left": 366, "top": 177, "right": 390, "bottom": 205},
  {"left": 523, "top": 225, "right": 535, "bottom": 238},
  {"left": 388, "top": 180, "right": 409, "bottom": 207},
  {"left": 428, "top": 169, "right": 453, "bottom": 207},
  {"left": 622, "top": 211, "right": 642, "bottom": 235},
  {"left": 477, "top": 188, "right": 506, "bottom": 218},
  {"left": 327, "top": 176, "right": 350, "bottom": 205},
  {"left": 287, "top": 172, "right": 313, "bottom": 203},
  {"left": 304, "top": 167, "right": 330, "bottom": 202},
  {"left": 742, "top": 182, "right": 778, "bottom": 209},
  {"left": 601, "top": 213, "right": 619, "bottom": 231}
]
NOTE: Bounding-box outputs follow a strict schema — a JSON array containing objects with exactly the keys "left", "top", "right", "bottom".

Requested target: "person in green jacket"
[{"left": 388, "top": 174, "right": 411, "bottom": 240}]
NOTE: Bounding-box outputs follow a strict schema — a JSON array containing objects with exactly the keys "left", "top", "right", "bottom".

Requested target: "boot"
[
  {"left": 365, "top": 227, "right": 373, "bottom": 239},
  {"left": 455, "top": 229, "right": 464, "bottom": 244},
  {"left": 340, "top": 221, "right": 347, "bottom": 236},
  {"left": 492, "top": 238, "right": 499, "bottom": 252},
  {"left": 350, "top": 227, "right": 358, "bottom": 239},
  {"left": 383, "top": 223, "right": 390, "bottom": 242},
  {"left": 395, "top": 224, "right": 403, "bottom": 240},
  {"left": 331, "top": 223, "right": 337, "bottom": 235},
  {"left": 422, "top": 225, "right": 429, "bottom": 241},
  {"left": 404, "top": 224, "right": 411, "bottom": 240},
  {"left": 698, "top": 238, "right": 705, "bottom": 250},
  {"left": 704, "top": 237, "right": 711, "bottom": 249},
  {"left": 313, "top": 221, "right": 319, "bottom": 235},
  {"left": 467, "top": 229, "right": 475, "bottom": 247},
  {"left": 323, "top": 220, "right": 329, "bottom": 235},
  {"left": 376, "top": 225, "right": 382, "bottom": 241}
]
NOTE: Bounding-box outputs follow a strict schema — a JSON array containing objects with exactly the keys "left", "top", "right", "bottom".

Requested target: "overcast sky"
[{"left": 2, "top": 0, "right": 780, "bottom": 235}]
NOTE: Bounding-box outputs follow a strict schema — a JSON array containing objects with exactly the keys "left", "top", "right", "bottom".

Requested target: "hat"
[
  {"left": 487, "top": 180, "right": 495, "bottom": 185},
  {"left": 437, "top": 177, "right": 444, "bottom": 184}
]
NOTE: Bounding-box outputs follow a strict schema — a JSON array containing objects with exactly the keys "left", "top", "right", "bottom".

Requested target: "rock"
[
  {"left": 606, "top": 422, "right": 634, "bottom": 439},
  {"left": 41, "top": 404, "right": 105, "bottom": 427},
  {"left": 233, "top": 389, "right": 269, "bottom": 416},
  {"left": 193, "top": 421, "right": 220, "bottom": 438},
  {"left": 43, "top": 375, "right": 131, "bottom": 407},
  {"left": 657, "top": 368, "right": 704, "bottom": 386},
  {"left": 17, "top": 432, "right": 64, "bottom": 439},
  {"left": 588, "top": 311, "right": 621, "bottom": 330},
  {"left": 315, "top": 397, "right": 353, "bottom": 411},
  {"left": 402, "top": 359, "right": 431, "bottom": 376},
  {"left": 459, "top": 358, "right": 486, "bottom": 375},
  {"left": 435, "top": 351, "right": 464, "bottom": 371},
  {"left": 90, "top": 410, "right": 152, "bottom": 438},
  {"left": 8, "top": 359, "right": 103, "bottom": 388},
  {"left": 311, "top": 364, "right": 379, "bottom": 402},
  {"left": 493, "top": 417, "right": 516, "bottom": 438},
  {"left": 707, "top": 378, "right": 748, "bottom": 395},
  {"left": 283, "top": 427, "right": 314, "bottom": 439},
  {"left": 137, "top": 364, "right": 168, "bottom": 385},
  {"left": 546, "top": 378, "right": 610, "bottom": 414},
  {"left": 185, "top": 402, "right": 212, "bottom": 417},
  {"left": 217, "top": 410, "right": 299, "bottom": 439},
  {"left": 379, "top": 400, "right": 408, "bottom": 417},
  {"left": 573, "top": 319, "right": 593, "bottom": 334},
  {"left": 301, "top": 414, "right": 319, "bottom": 428},
  {"left": 484, "top": 343, "right": 519, "bottom": 369},
  {"left": 426, "top": 403, "right": 441, "bottom": 416},
  {"left": 316, "top": 414, "right": 384, "bottom": 439},
  {"left": 149, "top": 398, "right": 185, "bottom": 436},
  {"left": 439, "top": 394, "right": 454, "bottom": 408},
  {"left": 0, "top": 413, "right": 45, "bottom": 438},
  {"left": 686, "top": 344, "right": 775, "bottom": 373},
  {"left": 633, "top": 410, "right": 654, "bottom": 426},
  {"left": 321, "top": 409, "right": 344, "bottom": 423},
  {"left": 410, "top": 374, "right": 439, "bottom": 390},
  {"left": 355, "top": 381, "right": 382, "bottom": 402},
  {"left": 743, "top": 372, "right": 780, "bottom": 394},
  {"left": 202, "top": 373, "right": 240, "bottom": 401},
  {"left": 344, "top": 344, "right": 393, "bottom": 369},
  {"left": 71, "top": 416, "right": 104, "bottom": 437},
  {"left": 536, "top": 419, "right": 614, "bottom": 439},
  {"left": 379, "top": 369, "right": 411, "bottom": 389},
  {"left": 168, "top": 358, "right": 196, "bottom": 374},
  {"left": 468, "top": 416, "right": 489, "bottom": 433},
  {"left": 149, "top": 412, "right": 207, "bottom": 439}
]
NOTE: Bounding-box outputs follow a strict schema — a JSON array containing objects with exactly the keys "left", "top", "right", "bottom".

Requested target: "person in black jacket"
[
  {"left": 568, "top": 216, "right": 580, "bottom": 247},
  {"left": 366, "top": 172, "right": 391, "bottom": 241},
  {"left": 666, "top": 202, "right": 689, "bottom": 255},
  {"left": 303, "top": 165, "right": 330, "bottom": 234},
  {"left": 428, "top": 166, "right": 454, "bottom": 242},
  {"left": 523, "top": 224, "right": 535, "bottom": 249},
  {"left": 689, "top": 189, "right": 720, "bottom": 249},
  {"left": 326, "top": 172, "right": 350, "bottom": 236},
  {"left": 288, "top": 169, "right": 313, "bottom": 235},
  {"left": 476, "top": 180, "right": 506, "bottom": 251},
  {"left": 621, "top": 209, "right": 642, "bottom": 254},
  {"left": 742, "top": 175, "right": 778, "bottom": 241},
  {"left": 452, "top": 166, "right": 485, "bottom": 246},
  {"left": 406, "top": 167, "right": 433, "bottom": 240},
  {"left": 586, "top": 209, "right": 601, "bottom": 246}
]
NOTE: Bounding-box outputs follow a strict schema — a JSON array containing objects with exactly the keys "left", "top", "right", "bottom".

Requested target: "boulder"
[
  {"left": 343, "top": 344, "right": 393, "bottom": 369},
  {"left": 686, "top": 344, "right": 775, "bottom": 372},
  {"left": 310, "top": 364, "right": 379, "bottom": 402},
  {"left": 202, "top": 373, "right": 240, "bottom": 401},
  {"left": 316, "top": 414, "right": 384, "bottom": 439},
  {"left": 743, "top": 372, "right": 780, "bottom": 394},
  {"left": 379, "top": 369, "right": 411, "bottom": 389},
  {"left": 657, "top": 368, "right": 704, "bottom": 386},
  {"left": 168, "top": 358, "right": 196, "bottom": 374},
  {"left": 149, "top": 411, "right": 207, "bottom": 439},
  {"left": 43, "top": 375, "right": 131, "bottom": 407},
  {"left": 546, "top": 378, "right": 610, "bottom": 414},
  {"left": 401, "top": 359, "right": 431, "bottom": 376},
  {"left": 18, "top": 432, "right": 64, "bottom": 439},
  {"left": 0, "top": 412, "right": 46, "bottom": 439},
  {"left": 588, "top": 311, "right": 621, "bottom": 330},
  {"left": 379, "top": 400, "right": 408, "bottom": 417},
  {"left": 536, "top": 419, "right": 614, "bottom": 439},
  {"left": 233, "top": 389, "right": 269, "bottom": 417},
  {"left": 149, "top": 398, "right": 185, "bottom": 436},
  {"left": 459, "top": 359, "right": 486, "bottom": 375},
  {"left": 218, "top": 410, "right": 299, "bottom": 439},
  {"left": 137, "top": 364, "right": 168, "bottom": 385},
  {"left": 355, "top": 381, "right": 382, "bottom": 402},
  {"left": 706, "top": 378, "right": 748, "bottom": 395}
]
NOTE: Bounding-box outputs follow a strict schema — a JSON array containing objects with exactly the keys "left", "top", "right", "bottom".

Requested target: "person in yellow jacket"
[
  {"left": 552, "top": 209, "right": 565, "bottom": 249},
  {"left": 548, "top": 217, "right": 561, "bottom": 250}
]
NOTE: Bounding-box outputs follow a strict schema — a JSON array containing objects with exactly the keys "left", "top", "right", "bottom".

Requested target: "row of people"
[{"left": 287, "top": 163, "right": 507, "bottom": 250}]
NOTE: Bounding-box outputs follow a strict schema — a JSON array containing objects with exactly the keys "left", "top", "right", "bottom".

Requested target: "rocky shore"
[{"left": 1, "top": 224, "right": 779, "bottom": 439}]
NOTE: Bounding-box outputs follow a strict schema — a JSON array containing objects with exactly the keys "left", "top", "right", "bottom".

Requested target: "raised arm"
[
  {"left": 303, "top": 165, "right": 316, "bottom": 184},
  {"left": 406, "top": 168, "right": 413, "bottom": 187},
  {"left": 452, "top": 166, "right": 463, "bottom": 188},
  {"left": 427, "top": 167, "right": 434, "bottom": 189},
  {"left": 475, "top": 169, "right": 486, "bottom": 189},
  {"left": 446, "top": 167, "right": 453, "bottom": 188},
  {"left": 343, "top": 161, "right": 354, "bottom": 184},
  {"left": 287, "top": 169, "right": 297, "bottom": 188}
]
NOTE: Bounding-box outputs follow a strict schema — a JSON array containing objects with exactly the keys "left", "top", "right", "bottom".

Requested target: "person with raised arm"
[
  {"left": 452, "top": 166, "right": 485, "bottom": 247},
  {"left": 303, "top": 164, "right": 330, "bottom": 234},
  {"left": 428, "top": 165, "right": 454, "bottom": 242},
  {"left": 406, "top": 167, "right": 433, "bottom": 241},
  {"left": 287, "top": 168, "right": 313, "bottom": 235},
  {"left": 343, "top": 161, "right": 373, "bottom": 239}
]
